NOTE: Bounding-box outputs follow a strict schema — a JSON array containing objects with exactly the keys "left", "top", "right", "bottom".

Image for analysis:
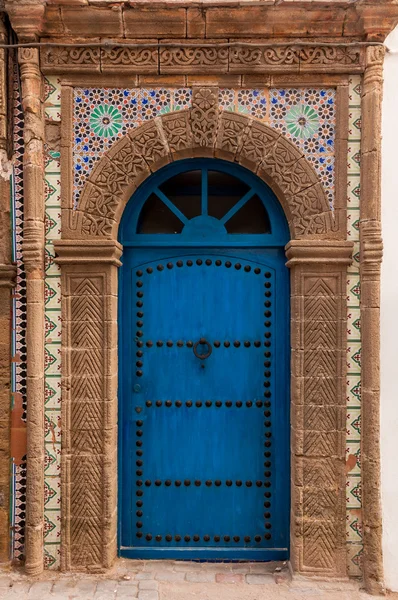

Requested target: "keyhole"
[{"left": 201, "top": 364, "right": 205, "bottom": 369}]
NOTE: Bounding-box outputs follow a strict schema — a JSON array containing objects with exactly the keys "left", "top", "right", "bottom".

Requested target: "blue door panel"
[{"left": 119, "top": 249, "right": 289, "bottom": 560}]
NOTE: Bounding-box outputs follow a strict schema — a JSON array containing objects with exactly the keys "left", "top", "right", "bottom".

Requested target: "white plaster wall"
[{"left": 381, "top": 23, "right": 398, "bottom": 593}]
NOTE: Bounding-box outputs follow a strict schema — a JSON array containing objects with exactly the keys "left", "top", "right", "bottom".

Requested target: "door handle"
[{"left": 193, "top": 338, "right": 212, "bottom": 360}]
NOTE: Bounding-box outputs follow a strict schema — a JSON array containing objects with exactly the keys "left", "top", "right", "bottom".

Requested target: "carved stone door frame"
[{"left": 54, "top": 87, "right": 354, "bottom": 577}]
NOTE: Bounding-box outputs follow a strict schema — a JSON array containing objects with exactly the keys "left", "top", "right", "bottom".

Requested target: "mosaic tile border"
[
  {"left": 43, "top": 75, "right": 62, "bottom": 569},
  {"left": 11, "top": 61, "right": 27, "bottom": 566},
  {"left": 345, "top": 75, "right": 362, "bottom": 577},
  {"left": 72, "top": 86, "right": 336, "bottom": 210}
]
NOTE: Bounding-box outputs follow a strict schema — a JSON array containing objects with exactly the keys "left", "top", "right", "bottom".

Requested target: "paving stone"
[
  {"left": 154, "top": 572, "right": 185, "bottom": 582},
  {"left": 246, "top": 573, "right": 275, "bottom": 584},
  {"left": 52, "top": 580, "right": 77, "bottom": 593},
  {"left": 215, "top": 573, "right": 244, "bottom": 584},
  {"left": 119, "top": 578, "right": 139, "bottom": 586},
  {"left": 137, "top": 591, "right": 159, "bottom": 600},
  {"left": 74, "top": 580, "right": 98, "bottom": 594},
  {"left": 138, "top": 580, "right": 159, "bottom": 590},
  {"left": 28, "top": 581, "right": 53, "bottom": 597},
  {"left": 171, "top": 562, "right": 203, "bottom": 572},
  {"left": 0, "top": 576, "right": 12, "bottom": 589},
  {"left": 93, "top": 593, "right": 116, "bottom": 600},
  {"left": 96, "top": 580, "right": 119, "bottom": 592},
  {"left": 116, "top": 586, "right": 138, "bottom": 598},
  {"left": 8, "top": 581, "right": 31, "bottom": 593},
  {"left": 249, "top": 562, "right": 280, "bottom": 573},
  {"left": 135, "top": 573, "right": 154, "bottom": 581},
  {"left": 185, "top": 571, "right": 216, "bottom": 583}
]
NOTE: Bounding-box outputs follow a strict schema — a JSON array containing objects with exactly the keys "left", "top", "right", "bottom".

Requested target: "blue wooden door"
[{"left": 119, "top": 160, "right": 290, "bottom": 561}]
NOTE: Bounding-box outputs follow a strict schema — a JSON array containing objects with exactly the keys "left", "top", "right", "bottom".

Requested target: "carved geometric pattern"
[
  {"left": 296, "top": 273, "right": 346, "bottom": 573},
  {"left": 304, "top": 377, "right": 337, "bottom": 406},
  {"left": 73, "top": 98, "right": 331, "bottom": 240},
  {"left": 65, "top": 276, "right": 106, "bottom": 568},
  {"left": 302, "top": 522, "right": 337, "bottom": 570}
]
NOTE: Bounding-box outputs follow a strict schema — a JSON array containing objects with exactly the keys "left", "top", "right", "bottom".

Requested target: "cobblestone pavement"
[{"left": 1, "top": 560, "right": 397, "bottom": 600}]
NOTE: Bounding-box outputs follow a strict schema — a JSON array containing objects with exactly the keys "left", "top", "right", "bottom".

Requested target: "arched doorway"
[{"left": 118, "top": 158, "right": 290, "bottom": 560}]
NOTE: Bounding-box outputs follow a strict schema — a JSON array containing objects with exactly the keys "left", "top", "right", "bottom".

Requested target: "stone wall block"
[
  {"left": 187, "top": 8, "right": 206, "bottom": 38},
  {"left": 61, "top": 7, "right": 123, "bottom": 37},
  {"left": 123, "top": 8, "right": 186, "bottom": 39}
]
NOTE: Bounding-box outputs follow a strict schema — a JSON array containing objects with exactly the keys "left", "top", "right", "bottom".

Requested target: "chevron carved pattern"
[
  {"left": 298, "top": 274, "right": 345, "bottom": 573},
  {"left": 66, "top": 275, "right": 106, "bottom": 568},
  {"left": 304, "top": 377, "right": 336, "bottom": 405},
  {"left": 303, "top": 522, "right": 336, "bottom": 570}
]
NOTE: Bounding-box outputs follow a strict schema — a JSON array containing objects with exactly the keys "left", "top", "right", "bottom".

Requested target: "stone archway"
[
  {"left": 65, "top": 87, "right": 334, "bottom": 242},
  {"left": 55, "top": 88, "right": 353, "bottom": 574}
]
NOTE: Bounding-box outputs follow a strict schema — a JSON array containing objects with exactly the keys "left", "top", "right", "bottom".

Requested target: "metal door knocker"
[{"left": 193, "top": 338, "right": 212, "bottom": 360}]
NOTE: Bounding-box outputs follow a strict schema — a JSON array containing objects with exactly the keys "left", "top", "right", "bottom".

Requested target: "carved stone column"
[
  {"left": 18, "top": 47, "right": 45, "bottom": 576},
  {"left": 360, "top": 46, "right": 385, "bottom": 596},
  {"left": 54, "top": 239, "right": 121, "bottom": 572},
  {"left": 286, "top": 240, "right": 353, "bottom": 578}
]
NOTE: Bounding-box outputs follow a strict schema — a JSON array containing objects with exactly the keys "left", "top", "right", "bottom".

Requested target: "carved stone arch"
[{"left": 69, "top": 88, "right": 333, "bottom": 241}]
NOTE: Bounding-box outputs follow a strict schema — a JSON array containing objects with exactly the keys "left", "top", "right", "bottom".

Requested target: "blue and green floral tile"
[
  {"left": 347, "top": 141, "right": 361, "bottom": 175},
  {"left": 219, "top": 88, "right": 235, "bottom": 112},
  {"left": 44, "top": 478, "right": 60, "bottom": 510},
  {"left": 347, "top": 342, "right": 362, "bottom": 376},
  {"left": 347, "top": 475, "right": 362, "bottom": 510},
  {"left": 172, "top": 88, "right": 192, "bottom": 111},
  {"left": 347, "top": 306, "right": 361, "bottom": 338},
  {"left": 45, "top": 377, "right": 61, "bottom": 409},
  {"left": 346, "top": 510, "right": 363, "bottom": 544},
  {"left": 347, "top": 407, "right": 361, "bottom": 441},
  {"left": 347, "top": 542, "right": 363, "bottom": 577},
  {"left": 346, "top": 440, "right": 362, "bottom": 475},
  {"left": 347, "top": 376, "right": 361, "bottom": 410},
  {"left": 235, "top": 89, "right": 267, "bottom": 119},
  {"left": 45, "top": 443, "right": 61, "bottom": 476},
  {"left": 45, "top": 148, "right": 61, "bottom": 173},
  {"left": 351, "top": 241, "right": 360, "bottom": 267},
  {"left": 44, "top": 512, "right": 61, "bottom": 543},
  {"left": 45, "top": 346, "right": 61, "bottom": 376},
  {"left": 346, "top": 274, "right": 361, "bottom": 305},
  {"left": 45, "top": 279, "right": 61, "bottom": 310},
  {"left": 44, "top": 545, "right": 60, "bottom": 569},
  {"left": 45, "top": 208, "right": 61, "bottom": 241},
  {"left": 44, "top": 76, "right": 61, "bottom": 122},
  {"left": 45, "top": 411, "right": 61, "bottom": 444},
  {"left": 347, "top": 209, "right": 360, "bottom": 241},
  {"left": 347, "top": 177, "right": 361, "bottom": 209},
  {"left": 45, "top": 311, "right": 61, "bottom": 343},
  {"left": 349, "top": 75, "right": 362, "bottom": 105},
  {"left": 348, "top": 106, "right": 362, "bottom": 141},
  {"left": 45, "top": 172, "right": 61, "bottom": 206}
]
